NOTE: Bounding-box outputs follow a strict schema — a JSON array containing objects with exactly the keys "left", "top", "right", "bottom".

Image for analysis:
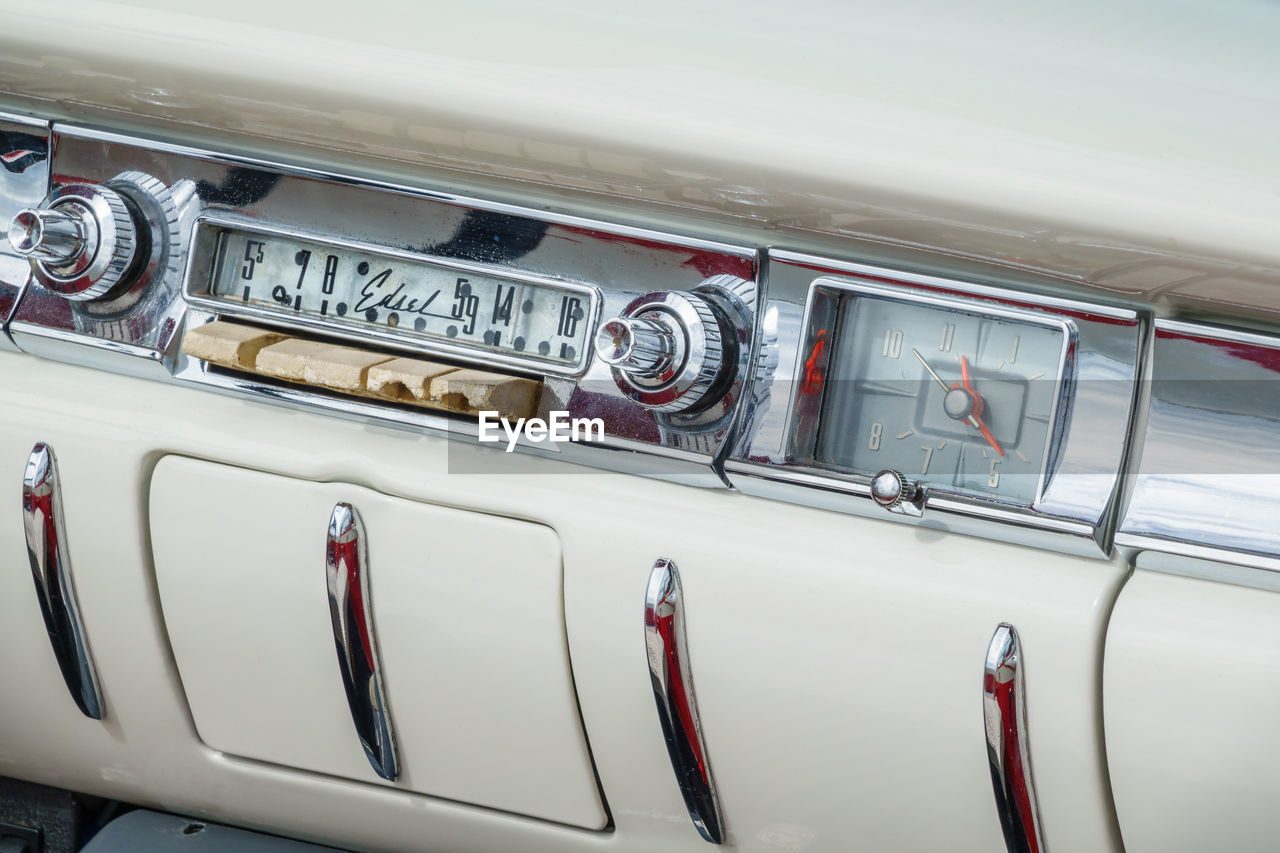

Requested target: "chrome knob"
[
  {"left": 7, "top": 183, "right": 142, "bottom": 302},
  {"left": 871, "top": 469, "right": 920, "bottom": 513},
  {"left": 8, "top": 208, "right": 89, "bottom": 263},
  {"left": 595, "top": 316, "right": 681, "bottom": 379},
  {"left": 600, "top": 290, "right": 726, "bottom": 413}
]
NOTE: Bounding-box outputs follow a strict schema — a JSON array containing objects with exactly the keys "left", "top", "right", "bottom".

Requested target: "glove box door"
[{"left": 149, "top": 455, "right": 606, "bottom": 830}]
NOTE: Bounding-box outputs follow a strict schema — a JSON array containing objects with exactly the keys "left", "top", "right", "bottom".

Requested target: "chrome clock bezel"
[
  {"left": 727, "top": 249, "right": 1143, "bottom": 559},
  {"left": 787, "top": 278, "right": 1077, "bottom": 508}
]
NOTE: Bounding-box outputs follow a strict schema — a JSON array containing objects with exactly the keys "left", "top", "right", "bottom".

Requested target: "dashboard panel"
[{"left": 1, "top": 5, "right": 1280, "bottom": 851}]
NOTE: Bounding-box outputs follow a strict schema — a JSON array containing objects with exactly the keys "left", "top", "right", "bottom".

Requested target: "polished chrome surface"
[
  {"left": 644, "top": 558, "right": 723, "bottom": 844},
  {"left": 18, "top": 183, "right": 141, "bottom": 301},
  {"left": 19, "top": 202, "right": 99, "bottom": 279},
  {"left": 10, "top": 125, "right": 758, "bottom": 478},
  {"left": 603, "top": 290, "right": 729, "bottom": 413},
  {"left": 727, "top": 250, "right": 1142, "bottom": 558},
  {"left": 0, "top": 112, "right": 49, "bottom": 349},
  {"left": 984, "top": 623, "right": 1045, "bottom": 853},
  {"left": 325, "top": 502, "right": 398, "bottom": 781},
  {"left": 21, "top": 443, "right": 104, "bottom": 720},
  {"left": 595, "top": 315, "right": 679, "bottom": 380},
  {"left": 8, "top": 207, "right": 87, "bottom": 262},
  {"left": 1117, "top": 319, "right": 1280, "bottom": 574},
  {"left": 870, "top": 468, "right": 922, "bottom": 517}
]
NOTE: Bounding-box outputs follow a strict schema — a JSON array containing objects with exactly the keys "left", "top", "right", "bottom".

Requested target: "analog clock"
[{"left": 811, "top": 285, "right": 1071, "bottom": 506}]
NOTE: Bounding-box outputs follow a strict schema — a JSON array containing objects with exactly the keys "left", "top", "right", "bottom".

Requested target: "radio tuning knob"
[
  {"left": 7, "top": 183, "right": 143, "bottom": 302},
  {"left": 596, "top": 316, "right": 682, "bottom": 380},
  {"left": 595, "top": 290, "right": 727, "bottom": 413}
]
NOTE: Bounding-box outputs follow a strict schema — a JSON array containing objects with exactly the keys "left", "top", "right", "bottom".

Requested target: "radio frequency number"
[{"left": 213, "top": 228, "right": 592, "bottom": 368}]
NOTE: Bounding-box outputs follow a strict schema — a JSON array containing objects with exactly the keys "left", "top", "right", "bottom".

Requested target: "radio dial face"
[{"left": 191, "top": 224, "right": 596, "bottom": 374}]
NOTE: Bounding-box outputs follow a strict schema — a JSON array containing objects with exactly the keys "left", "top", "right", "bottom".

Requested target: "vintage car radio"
[{"left": 3, "top": 123, "right": 758, "bottom": 481}]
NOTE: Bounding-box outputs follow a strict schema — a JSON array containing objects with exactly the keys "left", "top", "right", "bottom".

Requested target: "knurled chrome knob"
[
  {"left": 871, "top": 469, "right": 920, "bottom": 511},
  {"left": 595, "top": 316, "right": 682, "bottom": 380},
  {"left": 7, "top": 183, "right": 142, "bottom": 301},
  {"left": 600, "top": 290, "right": 726, "bottom": 413}
]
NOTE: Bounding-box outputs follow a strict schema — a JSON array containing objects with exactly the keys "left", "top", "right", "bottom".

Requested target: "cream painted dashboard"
[
  {"left": 1, "top": 2, "right": 1280, "bottom": 852},
  {"left": 0, "top": 350, "right": 1124, "bottom": 852}
]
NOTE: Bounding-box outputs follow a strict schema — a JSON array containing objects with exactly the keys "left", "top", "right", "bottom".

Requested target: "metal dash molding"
[
  {"left": 983, "top": 623, "right": 1046, "bottom": 853},
  {"left": 644, "top": 558, "right": 724, "bottom": 844},
  {"left": 21, "top": 442, "right": 104, "bottom": 719},
  {"left": 325, "top": 502, "right": 399, "bottom": 781}
]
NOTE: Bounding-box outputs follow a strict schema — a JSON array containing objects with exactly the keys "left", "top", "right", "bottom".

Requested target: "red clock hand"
[{"left": 960, "top": 355, "right": 1004, "bottom": 457}]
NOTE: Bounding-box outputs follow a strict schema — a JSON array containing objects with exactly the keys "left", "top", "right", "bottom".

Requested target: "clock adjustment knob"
[
  {"left": 7, "top": 183, "right": 144, "bottom": 302},
  {"left": 595, "top": 290, "right": 728, "bottom": 413},
  {"left": 871, "top": 469, "right": 923, "bottom": 516}
]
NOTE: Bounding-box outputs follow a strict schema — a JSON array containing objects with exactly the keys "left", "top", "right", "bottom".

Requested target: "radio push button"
[{"left": 7, "top": 183, "right": 144, "bottom": 301}]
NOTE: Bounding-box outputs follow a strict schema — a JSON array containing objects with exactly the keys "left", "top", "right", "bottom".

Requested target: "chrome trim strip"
[
  {"left": 0, "top": 111, "right": 48, "bottom": 130},
  {"left": 325, "top": 502, "right": 399, "bottom": 781},
  {"left": 11, "top": 321, "right": 168, "bottom": 362},
  {"left": 1116, "top": 318, "right": 1280, "bottom": 575},
  {"left": 768, "top": 248, "right": 1139, "bottom": 321},
  {"left": 52, "top": 123, "right": 756, "bottom": 261},
  {"left": 21, "top": 443, "right": 104, "bottom": 719},
  {"left": 1155, "top": 317, "right": 1280, "bottom": 349},
  {"left": 1116, "top": 532, "right": 1280, "bottom": 575},
  {"left": 644, "top": 558, "right": 723, "bottom": 844},
  {"left": 1129, "top": 549, "right": 1280, "bottom": 594},
  {"left": 984, "top": 623, "right": 1045, "bottom": 853}
]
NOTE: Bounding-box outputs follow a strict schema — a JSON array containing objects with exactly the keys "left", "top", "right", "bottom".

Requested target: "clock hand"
[
  {"left": 912, "top": 347, "right": 951, "bottom": 394},
  {"left": 959, "top": 355, "right": 1004, "bottom": 457}
]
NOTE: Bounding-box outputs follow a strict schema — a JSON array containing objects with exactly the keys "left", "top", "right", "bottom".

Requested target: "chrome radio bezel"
[
  {"left": 727, "top": 250, "right": 1144, "bottom": 558},
  {"left": 7, "top": 124, "right": 760, "bottom": 483}
]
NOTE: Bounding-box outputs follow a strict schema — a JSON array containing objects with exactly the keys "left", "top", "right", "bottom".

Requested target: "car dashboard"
[{"left": 1, "top": 3, "right": 1280, "bottom": 852}]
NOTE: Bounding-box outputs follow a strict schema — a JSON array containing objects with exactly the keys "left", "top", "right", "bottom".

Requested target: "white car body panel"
[{"left": 1106, "top": 570, "right": 1280, "bottom": 853}]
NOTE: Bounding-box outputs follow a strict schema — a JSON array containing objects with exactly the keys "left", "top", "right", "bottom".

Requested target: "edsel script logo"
[{"left": 478, "top": 411, "right": 604, "bottom": 452}]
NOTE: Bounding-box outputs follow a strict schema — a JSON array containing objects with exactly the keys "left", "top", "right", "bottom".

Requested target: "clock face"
[{"left": 812, "top": 289, "right": 1071, "bottom": 506}]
